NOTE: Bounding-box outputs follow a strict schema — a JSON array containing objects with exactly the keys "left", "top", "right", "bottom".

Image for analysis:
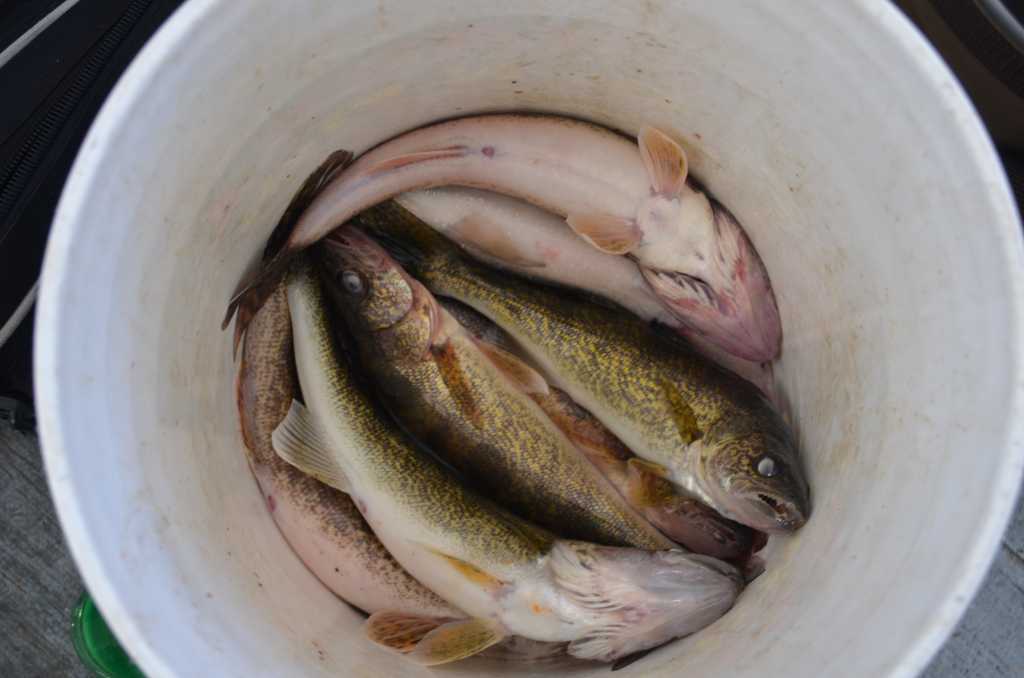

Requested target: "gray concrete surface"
[{"left": 1, "top": 423, "right": 1021, "bottom": 676}]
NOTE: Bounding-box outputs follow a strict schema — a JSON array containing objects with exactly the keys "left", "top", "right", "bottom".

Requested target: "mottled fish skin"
[
  {"left": 317, "top": 229, "right": 672, "bottom": 551},
  {"left": 357, "top": 215, "right": 810, "bottom": 535},
  {"left": 397, "top": 188, "right": 778, "bottom": 401},
  {"left": 280, "top": 264, "right": 744, "bottom": 663},
  {"left": 439, "top": 297, "right": 762, "bottom": 561},
  {"left": 236, "top": 281, "right": 456, "bottom": 617}
]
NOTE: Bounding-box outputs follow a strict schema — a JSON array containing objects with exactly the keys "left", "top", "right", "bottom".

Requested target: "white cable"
[
  {"left": 0, "top": 0, "right": 82, "bottom": 70},
  {"left": 0, "top": 279, "right": 39, "bottom": 348}
]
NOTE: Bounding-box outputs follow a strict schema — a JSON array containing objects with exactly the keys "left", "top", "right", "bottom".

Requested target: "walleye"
[
  {"left": 392, "top": 189, "right": 776, "bottom": 400},
  {"left": 358, "top": 213, "right": 810, "bottom": 534},
  {"left": 439, "top": 296, "right": 762, "bottom": 561},
  {"left": 272, "top": 262, "right": 743, "bottom": 664},
  {"left": 251, "top": 114, "right": 781, "bottom": 361},
  {"left": 236, "top": 281, "right": 455, "bottom": 617},
  {"left": 317, "top": 227, "right": 671, "bottom": 551}
]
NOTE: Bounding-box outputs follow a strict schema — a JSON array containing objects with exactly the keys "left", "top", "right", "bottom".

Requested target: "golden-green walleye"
[
  {"left": 438, "top": 296, "right": 763, "bottom": 561},
  {"left": 271, "top": 262, "right": 743, "bottom": 664},
  {"left": 356, "top": 203, "right": 810, "bottom": 534},
  {"left": 316, "top": 227, "right": 671, "bottom": 550},
  {"left": 236, "top": 280, "right": 455, "bottom": 617}
]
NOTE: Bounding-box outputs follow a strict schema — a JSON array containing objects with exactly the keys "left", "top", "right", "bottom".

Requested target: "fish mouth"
[
  {"left": 732, "top": 491, "right": 808, "bottom": 533},
  {"left": 642, "top": 266, "right": 781, "bottom": 363}
]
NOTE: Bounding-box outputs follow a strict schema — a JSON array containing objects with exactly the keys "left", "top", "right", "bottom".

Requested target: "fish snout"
[{"left": 742, "top": 490, "right": 809, "bottom": 534}]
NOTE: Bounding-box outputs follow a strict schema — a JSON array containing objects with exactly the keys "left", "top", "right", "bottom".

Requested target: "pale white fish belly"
[
  {"left": 293, "top": 115, "right": 650, "bottom": 249},
  {"left": 360, "top": 504, "right": 608, "bottom": 646},
  {"left": 397, "top": 187, "right": 672, "bottom": 323},
  {"left": 251, "top": 467, "right": 456, "bottom": 617}
]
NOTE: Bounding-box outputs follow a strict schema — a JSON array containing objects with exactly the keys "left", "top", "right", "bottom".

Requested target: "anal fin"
[
  {"left": 365, "top": 612, "right": 453, "bottom": 654},
  {"left": 409, "top": 618, "right": 506, "bottom": 665}
]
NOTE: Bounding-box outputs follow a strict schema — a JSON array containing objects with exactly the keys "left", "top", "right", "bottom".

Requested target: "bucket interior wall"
[{"left": 37, "top": 2, "right": 1023, "bottom": 677}]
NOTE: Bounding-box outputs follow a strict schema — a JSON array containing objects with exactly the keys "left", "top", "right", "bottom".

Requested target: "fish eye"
[
  {"left": 339, "top": 270, "right": 364, "bottom": 295},
  {"left": 756, "top": 456, "right": 777, "bottom": 477}
]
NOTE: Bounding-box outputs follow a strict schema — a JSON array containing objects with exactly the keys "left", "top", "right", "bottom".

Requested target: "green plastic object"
[{"left": 71, "top": 592, "right": 146, "bottom": 678}]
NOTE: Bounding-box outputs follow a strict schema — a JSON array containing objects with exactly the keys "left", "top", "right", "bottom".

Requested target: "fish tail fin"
[
  {"left": 264, "top": 149, "right": 355, "bottom": 260},
  {"left": 222, "top": 149, "right": 354, "bottom": 340},
  {"left": 549, "top": 541, "right": 743, "bottom": 662}
]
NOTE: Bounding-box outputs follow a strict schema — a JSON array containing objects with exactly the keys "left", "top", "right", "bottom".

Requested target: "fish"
[
  {"left": 235, "top": 280, "right": 456, "bottom": 617},
  {"left": 316, "top": 227, "right": 672, "bottom": 551},
  {"left": 357, "top": 213, "right": 811, "bottom": 534},
  {"left": 392, "top": 189, "right": 777, "bottom": 400},
  {"left": 271, "top": 261, "right": 744, "bottom": 664},
  {"left": 245, "top": 114, "right": 781, "bottom": 362},
  {"left": 439, "top": 295, "right": 763, "bottom": 561}
]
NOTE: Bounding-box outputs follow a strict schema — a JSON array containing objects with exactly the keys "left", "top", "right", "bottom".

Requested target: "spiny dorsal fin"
[{"left": 271, "top": 399, "right": 350, "bottom": 493}]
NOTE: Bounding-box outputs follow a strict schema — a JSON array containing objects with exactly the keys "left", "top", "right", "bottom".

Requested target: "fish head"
[
  {"left": 551, "top": 542, "right": 742, "bottom": 662},
  {"left": 318, "top": 227, "right": 433, "bottom": 354},
  {"left": 639, "top": 201, "right": 782, "bottom": 363},
  {"left": 697, "top": 419, "right": 810, "bottom": 534}
]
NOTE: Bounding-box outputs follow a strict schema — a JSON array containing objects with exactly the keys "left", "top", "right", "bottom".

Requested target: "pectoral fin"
[
  {"left": 408, "top": 618, "right": 506, "bottom": 665},
  {"left": 431, "top": 340, "right": 484, "bottom": 428},
  {"left": 661, "top": 382, "right": 703, "bottom": 445},
  {"left": 627, "top": 457, "right": 672, "bottom": 481},
  {"left": 271, "top": 399, "right": 350, "bottom": 493},
  {"left": 365, "top": 146, "right": 469, "bottom": 174},
  {"left": 638, "top": 126, "right": 688, "bottom": 197},
  {"left": 473, "top": 337, "right": 549, "bottom": 396},
  {"left": 626, "top": 458, "right": 674, "bottom": 508},
  {"left": 566, "top": 213, "right": 642, "bottom": 255}
]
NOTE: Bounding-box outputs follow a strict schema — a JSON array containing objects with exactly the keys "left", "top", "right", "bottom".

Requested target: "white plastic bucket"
[{"left": 35, "top": 2, "right": 1024, "bottom": 676}]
